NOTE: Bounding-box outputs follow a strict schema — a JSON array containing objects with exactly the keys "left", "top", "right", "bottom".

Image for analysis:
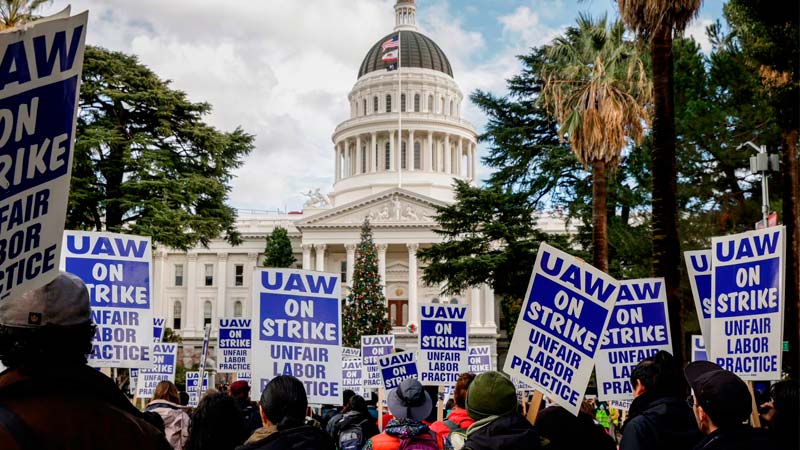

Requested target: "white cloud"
[
  {"left": 499, "top": 5, "right": 563, "bottom": 49},
  {"left": 685, "top": 18, "right": 714, "bottom": 53}
]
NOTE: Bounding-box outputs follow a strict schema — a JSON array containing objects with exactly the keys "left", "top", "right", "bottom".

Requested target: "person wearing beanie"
[
  {"left": 229, "top": 380, "right": 263, "bottom": 435},
  {"left": 235, "top": 375, "right": 334, "bottom": 450},
  {"left": 0, "top": 272, "right": 171, "bottom": 450},
  {"left": 684, "top": 361, "right": 770, "bottom": 450},
  {"left": 462, "top": 371, "right": 539, "bottom": 450},
  {"left": 364, "top": 378, "right": 439, "bottom": 450}
]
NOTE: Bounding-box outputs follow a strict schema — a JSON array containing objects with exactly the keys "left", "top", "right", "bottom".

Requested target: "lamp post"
[{"left": 737, "top": 141, "right": 780, "bottom": 228}]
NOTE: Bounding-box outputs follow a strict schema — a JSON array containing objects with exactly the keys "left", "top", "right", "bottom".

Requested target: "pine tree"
[
  {"left": 263, "top": 227, "right": 296, "bottom": 267},
  {"left": 342, "top": 219, "right": 392, "bottom": 347}
]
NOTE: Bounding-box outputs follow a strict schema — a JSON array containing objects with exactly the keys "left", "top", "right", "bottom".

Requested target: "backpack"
[
  {"left": 338, "top": 417, "right": 368, "bottom": 450},
  {"left": 399, "top": 431, "right": 439, "bottom": 450},
  {"left": 443, "top": 418, "right": 468, "bottom": 450}
]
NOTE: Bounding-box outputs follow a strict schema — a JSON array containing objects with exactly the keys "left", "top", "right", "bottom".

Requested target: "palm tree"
[
  {"left": 618, "top": 0, "right": 701, "bottom": 364},
  {"left": 540, "top": 15, "right": 651, "bottom": 272},
  {"left": 0, "top": 0, "right": 51, "bottom": 30}
]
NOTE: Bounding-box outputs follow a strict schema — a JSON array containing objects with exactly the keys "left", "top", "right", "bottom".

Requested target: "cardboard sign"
[
  {"left": 343, "top": 347, "right": 361, "bottom": 359},
  {"left": 362, "top": 335, "right": 395, "bottom": 388},
  {"left": 135, "top": 343, "right": 177, "bottom": 398},
  {"left": 342, "top": 358, "right": 364, "bottom": 397},
  {"left": 685, "top": 250, "right": 712, "bottom": 352},
  {"left": 251, "top": 268, "right": 342, "bottom": 405},
  {"left": 378, "top": 351, "right": 418, "bottom": 390},
  {"left": 62, "top": 231, "right": 153, "bottom": 368},
  {"left": 153, "top": 318, "right": 165, "bottom": 343},
  {"left": 217, "top": 318, "right": 251, "bottom": 373},
  {"left": 186, "top": 371, "right": 211, "bottom": 407},
  {"left": 0, "top": 11, "right": 88, "bottom": 302},
  {"left": 692, "top": 335, "right": 708, "bottom": 362},
  {"left": 595, "top": 278, "right": 672, "bottom": 401},
  {"left": 418, "top": 304, "right": 468, "bottom": 386},
  {"left": 711, "top": 227, "right": 784, "bottom": 380},
  {"left": 504, "top": 243, "right": 619, "bottom": 415},
  {"left": 468, "top": 346, "right": 492, "bottom": 374}
]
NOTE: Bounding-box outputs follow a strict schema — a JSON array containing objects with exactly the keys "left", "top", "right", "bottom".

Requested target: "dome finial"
[{"left": 394, "top": 0, "right": 417, "bottom": 31}]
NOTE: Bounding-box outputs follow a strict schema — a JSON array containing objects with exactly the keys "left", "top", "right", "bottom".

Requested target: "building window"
[
  {"left": 362, "top": 99, "right": 366, "bottom": 116},
  {"left": 385, "top": 94, "right": 391, "bottom": 113},
  {"left": 340, "top": 260, "right": 347, "bottom": 283},
  {"left": 388, "top": 300, "right": 409, "bottom": 326},
  {"left": 450, "top": 100, "right": 454, "bottom": 116},
  {"left": 385, "top": 142, "right": 391, "bottom": 170},
  {"left": 234, "top": 264, "right": 244, "bottom": 286},
  {"left": 174, "top": 264, "right": 183, "bottom": 287},
  {"left": 173, "top": 301, "right": 182, "bottom": 329},
  {"left": 428, "top": 94, "right": 433, "bottom": 112},
  {"left": 414, "top": 94, "right": 420, "bottom": 112},
  {"left": 373, "top": 96, "right": 378, "bottom": 112},
  {"left": 414, "top": 142, "right": 421, "bottom": 169},
  {"left": 431, "top": 297, "right": 440, "bottom": 304},
  {"left": 375, "top": 143, "right": 379, "bottom": 170},
  {"left": 450, "top": 297, "right": 460, "bottom": 304},
  {"left": 401, "top": 141, "right": 407, "bottom": 169},
  {"left": 401, "top": 93, "right": 406, "bottom": 112},
  {"left": 361, "top": 146, "right": 367, "bottom": 173},
  {"left": 441, "top": 97, "right": 445, "bottom": 114},
  {"left": 204, "top": 264, "right": 214, "bottom": 286},
  {"left": 204, "top": 301, "right": 212, "bottom": 327},
  {"left": 234, "top": 301, "right": 243, "bottom": 318}
]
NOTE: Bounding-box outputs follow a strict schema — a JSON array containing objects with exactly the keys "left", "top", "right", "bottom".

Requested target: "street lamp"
[{"left": 736, "top": 141, "right": 780, "bottom": 228}]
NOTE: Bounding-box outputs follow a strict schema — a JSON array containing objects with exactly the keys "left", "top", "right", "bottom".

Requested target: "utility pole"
[{"left": 737, "top": 141, "right": 780, "bottom": 228}]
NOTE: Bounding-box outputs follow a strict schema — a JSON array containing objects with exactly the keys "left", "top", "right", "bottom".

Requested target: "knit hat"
[
  {"left": 0, "top": 272, "right": 91, "bottom": 328},
  {"left": 465, "top": 371, "right": 518, "bottom": 420}
]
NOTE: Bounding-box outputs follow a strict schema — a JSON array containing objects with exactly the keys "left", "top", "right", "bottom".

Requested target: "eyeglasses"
[{"left": 686, "top": 395, "right": 696, "bottom": 408}]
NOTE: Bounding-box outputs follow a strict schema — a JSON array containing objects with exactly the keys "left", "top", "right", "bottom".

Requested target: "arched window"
[
  {"left": 173, "top": 301, "right": 182, "bottom": 330},
  {"left": 401, "top": 141, "right": 407, "bottom": 169},
  {"left": 450, "top": 100, "right": 454, "bottom": 116},
  {"left": 385, "top": 94, "right": 392, "bottom": 113},
  {"left": 373, "top": 96, "right": 379, "bottom": 113},
  {"left": 414, "top": 94, "right": 420, "bottom": 112},
  {"left": 450, "top": 298, "right": 459, "bottom": 304},
  {"left": 431, "top": 297, "right": 440, "bottom": 304},
  {"left": 363, "top": 99, "right": 367, "bottom": 116},
  {"left": 427, "top": 94, "right": 434, "bottom": 112},
  {"left": 440, "top": 97, "right": 445, "bottom": 114},
  {"left": 401, "top": 93, "right": 406, "bottom": 112},
  {"left": 234, "top": 301, "right": 243, "bottom": 318},
  {"left": 414, "top": 141, "right": 421, "bottom": 169},
  {"left": 385, "top": 142, "right": 391, "bottom": 170},
  {"left": 203, "top": 301, "right": 212, "bottom": 326}
]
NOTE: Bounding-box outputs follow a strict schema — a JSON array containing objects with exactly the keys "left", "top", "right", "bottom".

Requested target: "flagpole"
[{"left": 397, "top": 31, "right": 402, "bottom": 189}]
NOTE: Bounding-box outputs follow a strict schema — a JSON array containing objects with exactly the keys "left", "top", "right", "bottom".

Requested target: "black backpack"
[{"left": 337, "top": 416, "right": 369, "bottom": 450}]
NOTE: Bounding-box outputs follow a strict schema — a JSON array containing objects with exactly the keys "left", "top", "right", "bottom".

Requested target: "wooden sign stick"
[
  {"left": 526, "top": 390, "right": 544, "bottom": 426},
  {"left": 437, "top": 385, "right": 445, "bottom": 422},
  {"left": 521, "top": 391, "right": 528, "bottom": 416},
  {"left": 747, "top": 381, "right": 762, "bottom": 428},
  {"left": 378, "top": 388, "right": 385, "bottom": 432}
]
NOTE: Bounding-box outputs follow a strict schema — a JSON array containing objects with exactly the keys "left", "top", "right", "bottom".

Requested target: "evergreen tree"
[
  {"left": 263, "top": 227, "right": 296, "bottom": 267},
  {"left": 342, "top": 219, "right": 391, "bottom": 347}
]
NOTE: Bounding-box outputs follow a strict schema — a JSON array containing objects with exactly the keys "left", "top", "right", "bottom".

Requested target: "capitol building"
[{"left": 152, "top": 0, "right": 570, "bottom": 371}]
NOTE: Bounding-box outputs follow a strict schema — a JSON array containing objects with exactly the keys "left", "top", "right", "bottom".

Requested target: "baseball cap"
[
  {"left": 229, "top": 380, "right": 250, "bottom": 398},
  {"left": 0, "top": 272, "right": 91, "bottom": 328},
  {"left": 684, "top": 361, "right": 752, "bottom": 427},
  {"left": 387, "top": 378, "right": 432, "bottom": 421}
]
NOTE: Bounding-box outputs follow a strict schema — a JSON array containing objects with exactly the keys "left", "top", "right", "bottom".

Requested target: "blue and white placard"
[
  {"left": 186, "top": 371, "right": 211, "bottom": 407},
  {"left": 135, "top": 343, "right": 177, "bottom": 398},
  {"left": 468, "top": 346, "right": 492, "bottom": 374},
  {"left": 596, "top": 278, "right": 672, "bottom": 401},
  {"left": 217, "top": 318, "right": 251, "bottom": 374},
  {"left": 362, "top": 335, "right": 395, "bottom": 388},
  {"left": 711, "top": 227, "right": 785, "bottom": 380},
  {"left": 153, "top": 318, "right": 165, "bottom": 343},
  {"left": 0, "top": 11, "right": 88, "bottom": 302},
  {"left": 343, "top": 347, "right": 361, "bottom": 359},
  {"left": 692, "top": 335, "right": 708, "bottom": 362},
  {"left": 342, "top": 358, "right": 364, "bottom": 397},
  {"left": 252, "top": 268, "right": 342, "bottom": 405},
  {"left": 685, "top": 250, "right": 712, "bottom": 352},
  {"left": 419, "top": 304, "right": 468, "bottom": 386},
  {"left": 503, "top": 243, "right": 619, "bottom": 415},
  {"left": 378, "top": 351, "right": 418, "bottom": 390},
  {"left": 62, "top": 231, "right": 153, "bottom": 368}
]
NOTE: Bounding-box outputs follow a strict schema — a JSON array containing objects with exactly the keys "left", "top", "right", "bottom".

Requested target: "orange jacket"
[{"left": 429, "top": 408, "right": 474, "bottom": 449}]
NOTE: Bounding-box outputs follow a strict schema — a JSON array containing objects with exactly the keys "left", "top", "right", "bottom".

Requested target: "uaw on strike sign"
[
  {"left": 504, "top": 243, "right": 619, "bottom": 415},
  {"left": 711, "top": 227, "right": 785, "bottom": 380},
  {"left": 418, "top": 304, "right": 468, "bottom": 386},
  {"left": 252, "top": 269, "right": 342, "bottom": 405},
  {"left": 0, "top": 11, "right": 88, "bottom": 301}
]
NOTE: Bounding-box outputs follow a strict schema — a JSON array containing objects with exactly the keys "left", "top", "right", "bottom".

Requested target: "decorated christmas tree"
[{"left": 342, "top": 219, "right": 392, "bottom": 347}]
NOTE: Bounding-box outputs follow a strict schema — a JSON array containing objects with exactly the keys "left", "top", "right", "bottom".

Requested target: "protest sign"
[
  {"left": 468, "top": 346, "right": 492, "bottom": 374},
  {"left": 378, "top": 351, "right": 418, "bottom": 390},
  {"left": 609, "top": 399, "right": 631, "bottom": 411},
  {"left": 186, "top": 371, "right": 211, "bottom": 407},
  {"left": 711, "top": 227, "right": 784, "bottom": 380},
  {"left": 685, "top": 250, "right": 712, "bottom": 351},
  {"left": 217, "top": 318, "right": 251, "bottom": 374},
  {"left": 236, "top": 372, "right": 251, "bottom": 382},
  {"left": 129, "top": 368, "right": 138, "bottom": 395},
  {"left": 418, "top": 304, "right": 468, "bottom": 386},
  {"left": 135, "top": 343, "right": 177, "bottom": 398},
  {"left": 153, "top": 318, "right": 165, "bottom": 343},
  {"left": 0, "top": 10, "right": 88, "bottom": 302},
  {"left": 504, "top": 242, "right": 619, "bottom": 415},
  {"left": 692, "top": 335, "right": 708, "bottom": 362},
  {"left": 362, "top": 335, "right": 395, "bottom": 388},
  {"left": 62, "top": 231, "right": 153, "bottom": 368},
  {"left": 343, "top": 347, "right": 361, "bottom": 359},
  {"left": 342, "top": 358, "right": 364, "bottom": 397},
  {"left": 252, "top": 268, "right": 342, "bottom": 405},
  {"left": 595, "top": 278, "right": 672, "bottom": 401}
]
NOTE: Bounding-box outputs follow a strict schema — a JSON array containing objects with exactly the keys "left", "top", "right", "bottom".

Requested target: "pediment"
[{"left": 296, "top": 188, "right": 446, "bottom": 228}]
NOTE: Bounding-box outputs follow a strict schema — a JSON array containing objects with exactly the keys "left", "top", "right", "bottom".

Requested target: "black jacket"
[
  {"left": 621, "top": 394, "right": 702, "bottom": 450},
  {"left": 234, "top": 397, "right": 263, "bottom": 435},
  {"left": 693, "top": 425, "right": 772, "bottom": 450},
  {"left": 236, "top": 424, "right": 334, "bottom": 450},
  {"left": 464, "top": 413, "right": 540, "bottom": 450},
  {"left": 536, "top": 406, "right": 615, "bottom": 450}
]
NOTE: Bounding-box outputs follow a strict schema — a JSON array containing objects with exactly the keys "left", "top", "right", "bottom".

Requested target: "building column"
[
  {"left": 457, "top": 138, "right": 464, "bottom": 177},
  {"left": 471, "top": 142, "right": 477, "bottom": 180},
  {"left": 247, "top": 252, "right": 259, "bottom": 317},
  {"left": 377, "top": 244, "right": 388, "bottom": 293},
  {"left": 483, "top": 284, "right": 497, "bottom": 329},
  {"left": 370, "top": 132, "right": 377, "bottom": 173},
  {"left": 355, "top": 135, "right": 362, "bottom": 175},
  {"left": 186, "top": 253, "right": 198, "bottom": 333},
  {"left": 470, "top": 286, "right": 482, "bottom": 328},
  {"left": 334, "top": 144, "right": 341, "bottom": 181},
  {"left": 426, "top": 130, "right": 433, "bottom": 171},
  {"left": 345, "top": 244, "right": 356, "bottom": 287},
  {"left": 301, "top": 244, "right": 312, "bottom": 270},
  {"left": 407, "top": 243, "right": 419, "bottom": 326},
  {"left": 389, "top": 132, "right": 395, "bottom": 171},
  {"left": 315, "top": 244, "right": 326, "bottom": 272},
  {"left": 154, "top": 249, "right": 166, "bottom": 317},
  {"left": 467, "top": 143, "right": 473, "bottom": 180},
  {"left": 444, "top": 135, "right": 451, "bottom": 174},
  {"left": 217, "top": 254, "right": 227, "bottom": 319},
  {"left": 396, "top": 130, "right": 403, "bottom": 170},
  {"left": 407, "top": 129, "right": 415, "bottom": 171}
]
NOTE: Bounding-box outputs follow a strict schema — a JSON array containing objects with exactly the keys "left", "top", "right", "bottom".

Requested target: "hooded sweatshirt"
[
  {"left": 145, "top": 399, "right": 191, "bottom": 450},
  {"left": 364, "top": 418, "right": 438, "bottom": 450}
]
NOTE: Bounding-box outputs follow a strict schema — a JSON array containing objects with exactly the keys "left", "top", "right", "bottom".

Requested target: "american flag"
[{"left": 381, "top": 35, "right": 399, "bottom": 51}]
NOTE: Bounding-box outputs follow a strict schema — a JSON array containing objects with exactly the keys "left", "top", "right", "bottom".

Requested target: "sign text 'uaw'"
[{"left": 685, "top": 249, "right": 712, "bottom": 352}]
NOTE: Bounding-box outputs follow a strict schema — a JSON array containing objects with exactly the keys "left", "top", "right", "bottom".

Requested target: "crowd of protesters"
[{"left": 0, "top": 273, "right": 797, "bottom": 449}]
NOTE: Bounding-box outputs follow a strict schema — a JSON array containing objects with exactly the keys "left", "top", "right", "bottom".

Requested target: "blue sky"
[{"left": 45, "top": 0, "right": 728, "bottom": 212}]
